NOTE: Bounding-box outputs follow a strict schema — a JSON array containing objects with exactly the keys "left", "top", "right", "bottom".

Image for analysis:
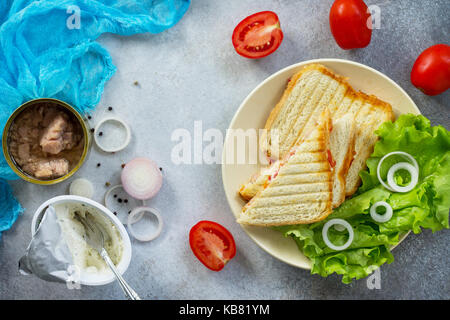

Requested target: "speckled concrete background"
[{"left": 0, "top": 0, "right": 449, "bottom": 300}]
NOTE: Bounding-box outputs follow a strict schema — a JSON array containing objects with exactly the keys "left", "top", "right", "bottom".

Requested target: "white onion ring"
[
  {"left": 376, "top": 151, "right": 419, "bottom": 192},
  {"left": 127, "top": 207, "right": 163, "bottom": 242},
  {"left": 104, "top": 184, "right": 144, "bottom": 225},
  {"left": 322, "top": 219, "right": 354, "bottom": 251},
  {"left": 370, "top": 201, "right": 393, "bottom": 223},
  {"left": 121, "top": 158, "right": 163, "bottom": 200},
  {"left": 94, "top": 116, "right": 131, "bottom": 153},
  {"left": 387, "top": 162, "right": 419, "bottom": 193}
]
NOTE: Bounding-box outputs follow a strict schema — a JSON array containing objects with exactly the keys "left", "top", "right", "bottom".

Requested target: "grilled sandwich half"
[
  {"left": 336, "top": 91, "right": 394, "bottom": 196},
  {"left": 237, "top": 110, "right": 333, "bottom": 226}
]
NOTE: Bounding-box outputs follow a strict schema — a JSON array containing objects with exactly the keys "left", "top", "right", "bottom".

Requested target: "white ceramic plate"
[{"left": 222, "top": 59, "right": 420, "bottom": 269}]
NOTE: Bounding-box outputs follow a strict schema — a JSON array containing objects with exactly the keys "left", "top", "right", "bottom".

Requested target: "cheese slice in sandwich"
[{"left": 237, "top": 110, "right": 333, "bottom": 226}]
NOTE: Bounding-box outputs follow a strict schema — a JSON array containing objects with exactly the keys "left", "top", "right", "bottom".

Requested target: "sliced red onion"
[
  {"left": 322, "top": 219, "right": 354, "bottom": 251},
  {"left": 104, "top": 184, "right": 144, "bottom": 225},
  {"left": 370, "top": 201, "right": 393, "bottom": 223},
  {"left": 121, "top": 158, "right": 163, "bottom": 200},
  {"left": 127, "top": 207, "right": 163, "bottom": 242},
  {"left": 376, "top": 151, "right": 419, "bottom": 193}
]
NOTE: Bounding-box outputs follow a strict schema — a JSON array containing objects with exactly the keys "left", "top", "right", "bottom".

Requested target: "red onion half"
[{"left": 121, "top": 158, "right": 162, "bottom": 200}]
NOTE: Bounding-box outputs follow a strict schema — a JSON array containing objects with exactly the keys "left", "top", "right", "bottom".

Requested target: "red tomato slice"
[
  {"left": 411, "top": 44, "right": 450, "bottom": 96},
  {"left": 329, "top": 0, "right": 372, "bottom": 50},
  {"left": 232, "top": 11, "right": 283, "bottom": 59},
  {"left": 327, "top": 149, "right": 336, "bottom": 168},
  {"left": 189, "top": 221, "right": 236, "bottom": 271}
]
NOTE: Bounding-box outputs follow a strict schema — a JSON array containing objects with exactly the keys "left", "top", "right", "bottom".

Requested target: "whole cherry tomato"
[
  {"left": 329, "top": 0, "right": 372, "bottom": 50},
  {"left": 411, "top": 44, "right": 450, "bottom": 96}
]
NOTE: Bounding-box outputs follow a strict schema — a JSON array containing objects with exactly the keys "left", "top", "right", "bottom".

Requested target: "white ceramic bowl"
[
  {"left": 222, "top": 59, "right": 420, "bottom": 270},
  {"left": 31, "top": 195, "right": 132, "bottom": 286}
]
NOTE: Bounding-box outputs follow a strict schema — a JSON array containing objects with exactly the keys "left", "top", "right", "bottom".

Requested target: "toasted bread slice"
[
  {"left": 237, "top": 110, "right": 333, "bottom": 226},
  {"left": 238, "top": 157, "right": 329, "bottom": 201},
  {"left": 261, "top": 64, "right": 351, "bottom": 160},
  {"left": 238, "top": 123, "right": 329, "bottom": 201},
  {"left": 329, "top": 113, "right": 356, "bottom": 208},
  {"left": 238, "top": 161, "right": 282, "bottom": 201}
]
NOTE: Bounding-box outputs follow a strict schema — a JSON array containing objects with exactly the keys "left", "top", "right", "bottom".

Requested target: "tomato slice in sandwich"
[
  {"left": 189, "top": 221, "right": 236, "bottom": 271},
  {"left": 232, "top": 11, "right": 284, "bottom": 59}
]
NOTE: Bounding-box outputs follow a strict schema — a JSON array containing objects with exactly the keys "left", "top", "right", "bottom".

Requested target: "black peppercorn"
[
  {"left": 90, "top": 128, "right": 95, "bottom": 133},
  {"left": 98, "top": 131, "right": 103, "bottom": 136},
  {"left": 97, "top": 163, "right": 101, "bottom": 167},
  {"left": 108, "top": 106, "right": 113, "bottom": 111}
]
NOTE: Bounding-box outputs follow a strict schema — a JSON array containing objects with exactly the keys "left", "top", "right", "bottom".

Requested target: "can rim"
[{"left": 2, "top": 98, "right": 90, "bottom": 185}]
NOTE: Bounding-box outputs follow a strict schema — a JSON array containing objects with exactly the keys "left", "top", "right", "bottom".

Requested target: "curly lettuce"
[{"left": 275, "top": 114, "right": 450, "bottom": 283}]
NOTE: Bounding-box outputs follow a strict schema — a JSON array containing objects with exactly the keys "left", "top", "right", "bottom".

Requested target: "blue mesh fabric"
[
  {"left": 0, "top": 0, "right": 190, "bottom": 237},
  {"left": 0, "top": 179, "right": 23, "bottom": 239}
]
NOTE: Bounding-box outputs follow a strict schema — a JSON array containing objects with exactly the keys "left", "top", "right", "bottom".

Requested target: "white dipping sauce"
[{"left": 54, "top": 203, "right": 124, "bottom": 274}]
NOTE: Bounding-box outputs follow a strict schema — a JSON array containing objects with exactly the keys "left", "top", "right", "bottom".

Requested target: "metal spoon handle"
[{"left": 101, "top": 249, "right": 141, "bottom": 300}]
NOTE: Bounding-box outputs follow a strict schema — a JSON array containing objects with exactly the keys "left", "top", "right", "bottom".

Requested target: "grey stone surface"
[{"left": 0, "top": 0, "right": 449, "bottom": 300}]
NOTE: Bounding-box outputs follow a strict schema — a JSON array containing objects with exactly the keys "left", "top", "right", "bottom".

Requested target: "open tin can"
[{"left": 2, "top": 98, "right": 91, "bottom": 185}]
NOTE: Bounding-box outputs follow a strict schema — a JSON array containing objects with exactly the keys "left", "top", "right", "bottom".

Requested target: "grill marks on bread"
[{"left": 238, "top": 111, "right": 333, "bottom": 226}]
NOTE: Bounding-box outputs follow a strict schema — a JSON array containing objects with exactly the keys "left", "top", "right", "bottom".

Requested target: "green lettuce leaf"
[{"left": 275, "top": 114, "right": 450, "bottom": 283}]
